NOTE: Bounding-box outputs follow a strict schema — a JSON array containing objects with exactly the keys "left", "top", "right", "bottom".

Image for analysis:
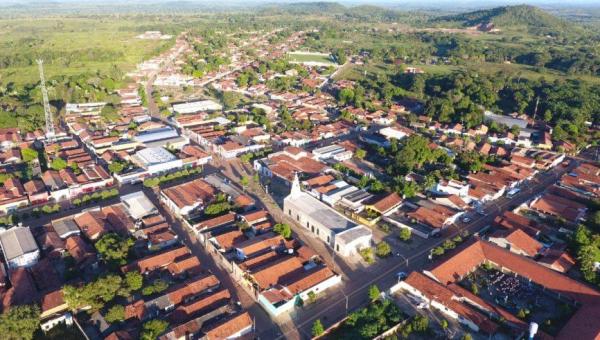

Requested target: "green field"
[
  {"left": 0, "top": 17, "right": 174, "bottom": 85},
  {"left": 287, "top": 52, "right": 336, "bottom": 65}
]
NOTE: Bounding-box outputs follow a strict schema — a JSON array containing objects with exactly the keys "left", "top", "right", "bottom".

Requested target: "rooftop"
[{"left": 0, "top": 227, "right": 39, "bottom": 262}]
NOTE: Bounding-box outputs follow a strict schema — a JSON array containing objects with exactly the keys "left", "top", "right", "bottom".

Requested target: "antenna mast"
[{"left": 37, "top": 59, "right": 55, "bottom": 141}]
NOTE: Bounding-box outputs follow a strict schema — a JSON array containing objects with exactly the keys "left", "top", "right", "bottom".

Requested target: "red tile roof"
[{"left": 204, "top": 312, "right": 253, "bottom": 340}]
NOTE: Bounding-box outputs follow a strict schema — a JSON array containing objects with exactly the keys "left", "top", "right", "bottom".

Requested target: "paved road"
[{"left": 215, "top": 157, "right": 573, "bottom": 339}]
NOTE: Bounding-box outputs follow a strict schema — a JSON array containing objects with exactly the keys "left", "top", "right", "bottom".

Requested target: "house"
[
  {"left": 65, "top": 235, "right": 96, "bottom": 266},
  {"left": 0, "top": 128, "right": 22, "bottom": 151},
  {"left": 202, "top": 312, "right": 253, "bottom": 340},
  {"left": 23, "top": 179, "right": 49, "bottom": 205},
  {"left": 379, "top": 125, "right": 412, "bottom": 141},
  {"left": 487, "top": 228, "right": 542, "bottom": 257},
  {"left": 179, "top": 145, "right": 212, "bottom": 168},
  {"left": 384, "top": 200, "right": 463, "bottom": 238},
  {"left": 559, "top": 162, "right": 599, "bottom": 198},
  {"left": 311, "top": 144, "right": 353, "bottom": 162},
  {"left": 51, "top": 217, "right": 81, "bottom": 239},
  {"left": 160, "top": 178, "right": 216, "bottom": 217},
  {"left": 430, "top": 179, "right": 470, "bottom": 199},
  {"left": 493, "top": 211, "right": 540, "bottom": 237},
  {"left": 0, "top": 177, "right": 29, "bottom": 213},
  {"left": 217, "top": 137, "right": 266, "bottom": 159},
  {"left": 0, "top": 227, "right": 40, "bottom": 269},
  {"left": 283, "top": 174, "right": 372, "bottom": 257},
  {"left": 530, "top": 193, "right": 587, "bottom": 223},
  {"left": 254, "top": 147, "right": 327, "bottom": 185},
  {"left": 122, "top": 246, "right": 191, "bottom": 274}
]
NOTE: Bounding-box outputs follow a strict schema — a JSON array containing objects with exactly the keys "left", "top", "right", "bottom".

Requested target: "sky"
[{"left": 4, "top": 0, "right": 600, "bottom": 11}]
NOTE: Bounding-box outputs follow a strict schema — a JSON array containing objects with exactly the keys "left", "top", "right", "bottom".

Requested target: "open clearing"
[{"left": 288, "top": 52, "right": 336, "bottom": 66}]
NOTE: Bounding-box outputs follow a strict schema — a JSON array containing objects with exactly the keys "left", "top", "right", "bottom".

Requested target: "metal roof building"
[{"left": 0, "top": 227, "right": 40, "bottom": 269}]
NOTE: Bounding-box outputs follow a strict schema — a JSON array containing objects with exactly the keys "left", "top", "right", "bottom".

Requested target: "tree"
[
  {"left": 95, "top": 233, "right": 134, "bottom": 266},
  {"left": 462, "top": 333, "right": 473, "bottom": 340},
  {"left": 105, "top": 305, "right": 125, "bottom": 323},
  {"left": 368, "top": 284, "right": 381, "bottom": 301},
  {"left": 221, "top": 91, "right": 242, "bottom": 110},
  {"left": 124, "top": 271, "right": 143, "bottom": 292},
  {"left": 0, "top": 304, "right": 40, "bottom": 340},
  {"left": 240, "top": 176, "right": 249, "bottom": 189},
  {"left": 412, "top": 315, "right": 429, "bottom": 332},
  {"left": 108, "top": 161, "right": 125, "bottom": 174},
  {"left": 375, "top": 241, "right": 391, "bottom": 258},
  {"left": 21, "top": 147, "right": 38, "bottom": 163},
  {"left": 399, "top": 228, "right": 411, "bottom": 242},
  {"left": 355, "top": 148, "right": 366, "bottom": 159},
  {"left": 141, "top": 319, "right": 169, "bottom": 340},
  {"left": 50, "top": 157, "right": 68, "bottom": 171},
  {"left": 64, "top": 274, "right": 123, "bottom": 311},
  {"left": 312, "top": 319, "right": 324, "bottom": 337},
  {"left": 274, "top": 223, "right": 292, "bottom": 239}
]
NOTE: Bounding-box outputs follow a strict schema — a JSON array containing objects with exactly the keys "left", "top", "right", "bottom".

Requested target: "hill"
[{"left": 432, "top": 5, "right": 573, "bottom": 35}]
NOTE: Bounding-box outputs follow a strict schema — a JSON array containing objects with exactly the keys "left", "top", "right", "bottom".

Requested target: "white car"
[{"left": 462, "top": 216, "right": 471, "bottom": 223}]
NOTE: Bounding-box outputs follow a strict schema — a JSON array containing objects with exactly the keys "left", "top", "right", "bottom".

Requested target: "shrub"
[
  {"left": 432, "top": 247, "right": 445, "bottom": 256},
  {"left": 312, "top": 319, "right": 324, "bottom": 337},
  {"left": 359, "top": 248, "right": 374, "bottom": 264},
  {"left": 375, "top": 241, "right": 391, "bottom": 258},
  {"left": 307, "top": 291, "right": 317, "bottom": 304},
  {"left": 399, "top": 228, "right": 411, "bottom": 241},
  {"left": 368, "top": 284, "right": 381, "bottom": 301},
  {"left": 442, "top": 239, "right": 456, "bottom": 250}
]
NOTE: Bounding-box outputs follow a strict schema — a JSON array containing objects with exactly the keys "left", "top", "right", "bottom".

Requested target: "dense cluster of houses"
[
  {"left": 0, "top": 191, "right": 254, "bottom": 339},
  {"left": 158, "top": 174, "right": 342, "bottom": 318}
]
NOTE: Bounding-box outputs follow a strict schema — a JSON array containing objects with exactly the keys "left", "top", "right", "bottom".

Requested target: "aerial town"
[{"left": 0, "top": 1, "right": 600, "bottom": 340}]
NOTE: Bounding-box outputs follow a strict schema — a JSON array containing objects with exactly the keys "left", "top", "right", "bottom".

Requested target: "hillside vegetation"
[{"left": 433, "top": 5, "right": 574, "bottom": 35}]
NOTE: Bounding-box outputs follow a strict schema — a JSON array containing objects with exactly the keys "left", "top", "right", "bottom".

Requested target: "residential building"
[
  {"left": 160, "top": 178, "right": 216, "bottom": 217},
  {"left": 0, "top": 227, "right": 40, "bottom": 269}
]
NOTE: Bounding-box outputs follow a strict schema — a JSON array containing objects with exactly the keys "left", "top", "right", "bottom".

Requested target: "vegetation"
[
  {"left": 274, "top": 223, "right": 293, "bottom": 239},
  {"left": 328, "top": 298, "right": 404, "bottom": 339},
  {"left": 141, "top": 319, "right": 169, "bottom": 340},
  {"left": 64, "top": 274, "right": 125, "bottom": 312},
  {"left": 368, "top": 284, "right": 381, "bottom": 301},
  {"left": 359, "top": 247, "right": 374, "bottom": 264},
  {"left": 375, "top": 241, "right": 392, "bottom": 258},
  {"left": 0, "top": 304, "right": 40, "bottom": 340},
  {"left": 95, "top": 233, "right": 134, "bottom": 266},
  {"left": 312, "top": 319, "right": 325, "bottom": 337},
  {"left": 105, "top": 305, "right": 125, "bottom": 323},
  {"left": 399, "top": 228, "right": 412, "bottom": 242}
]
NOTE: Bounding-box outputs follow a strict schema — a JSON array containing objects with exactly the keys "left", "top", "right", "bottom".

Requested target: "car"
[
  {"left": 462, "top": 216, "right": 471, "bottom": 223},
  {"left": 397, "top": 271, "right": 407, "bottom": 281}
]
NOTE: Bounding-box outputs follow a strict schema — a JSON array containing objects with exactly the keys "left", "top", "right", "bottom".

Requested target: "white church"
[{"left": 284, "top": 173, "right": 373, "bottom": 257}]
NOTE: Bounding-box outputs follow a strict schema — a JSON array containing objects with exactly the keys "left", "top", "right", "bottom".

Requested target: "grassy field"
[
  {"left": 0, "top": 17, "right": 174, "bottom": 85},
  {"left": 287, "top": 52, "right": 336, "bottom": 65}
]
